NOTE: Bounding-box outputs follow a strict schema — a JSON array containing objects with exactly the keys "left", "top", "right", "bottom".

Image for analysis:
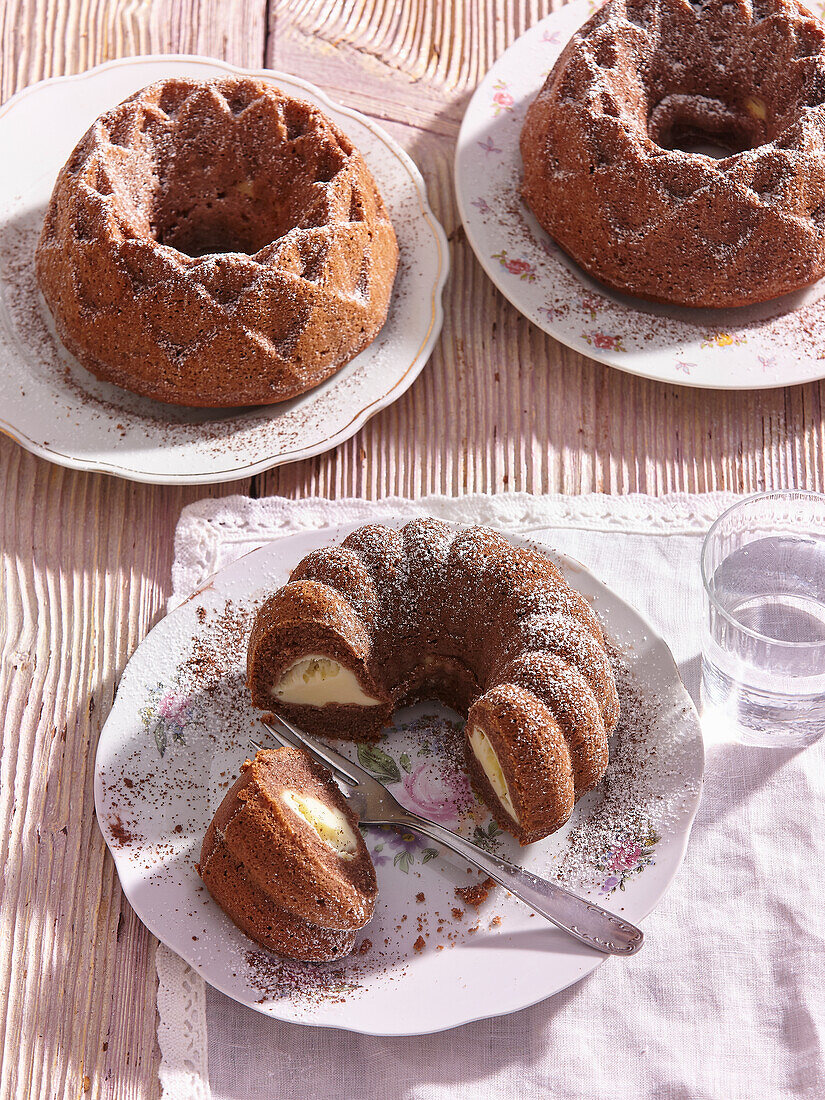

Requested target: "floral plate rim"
[{"left": 94, "top": 520, "right": 704, "bottom": 1036}]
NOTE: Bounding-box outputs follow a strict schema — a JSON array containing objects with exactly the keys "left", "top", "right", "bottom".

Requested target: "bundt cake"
[
  {"left": 520, "top": 0, "right": 825, "bottom": 308},
  {"left": 198, "top": 747, "right": 377, "bottom": 961},
  {"left": 247, "top": 519, "right": 620, "bottom": 845},
  {"left": 36, "top": 76, "right": 398, "bottom": 407}
]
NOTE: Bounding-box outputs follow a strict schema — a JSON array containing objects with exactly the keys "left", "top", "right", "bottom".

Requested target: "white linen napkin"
[{"left": 157, "top": 492, "right": 825, "bottom": 1100}]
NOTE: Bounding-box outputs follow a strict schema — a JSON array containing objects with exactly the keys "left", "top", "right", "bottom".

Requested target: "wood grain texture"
[{"left": 0, "top": 1, "right": 823, "bottom": 1098}]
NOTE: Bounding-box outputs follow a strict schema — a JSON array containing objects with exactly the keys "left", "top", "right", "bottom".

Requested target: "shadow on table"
[
  {"left": 204, "top": 966, "right": 610, "bottom": 1100},
  {"left": 677, "top": 652, "right": 807, "bottom": 843}
]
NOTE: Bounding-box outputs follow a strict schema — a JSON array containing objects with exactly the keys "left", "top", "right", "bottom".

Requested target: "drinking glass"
[{"left": 700, "top": 490, "right": 825, "bottom": 748}]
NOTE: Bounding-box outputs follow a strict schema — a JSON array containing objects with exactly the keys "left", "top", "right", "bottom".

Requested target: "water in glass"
[{"left": 701, "top": 532, "right": 825, "bottom": 747}]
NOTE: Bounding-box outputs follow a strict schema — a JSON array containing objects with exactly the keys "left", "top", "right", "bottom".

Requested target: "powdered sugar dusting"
[{"left": 554, "top": 648, "right": 700, "bottom": 896}]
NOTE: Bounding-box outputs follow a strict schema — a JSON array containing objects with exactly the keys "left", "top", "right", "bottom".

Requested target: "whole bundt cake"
[
  {"left": 520, "top": 0, "right": 825, "bottom": 308},
  {"left": 247, "top": 519, "right": 620, "bottom": 845},
  {"left": 198, "top": 747, "right": 377, "bottom": 960},
  {"left": 36, "top": 77, "right": 398, "bottom": 406}
]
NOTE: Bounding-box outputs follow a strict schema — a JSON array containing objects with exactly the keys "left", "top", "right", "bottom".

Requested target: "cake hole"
[
  {"left": 103, "top": 88, "right": 349, "bottom": 260},
  {"left": 151, "top": 163, "right": 334, "bottom": 257},
  {"left": 648, "top": 94, "right": 763, "bottom": 155},
  {"left": 155, "top": 199, "right": 284, "bottom": 257},
  {"left": 665, "top": 134, "right": 737, "bottom": 157}
]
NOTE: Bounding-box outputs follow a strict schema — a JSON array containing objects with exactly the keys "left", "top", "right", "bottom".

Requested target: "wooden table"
[{"left": 0, "top": 1, "right": 823, "bottom": 1096}]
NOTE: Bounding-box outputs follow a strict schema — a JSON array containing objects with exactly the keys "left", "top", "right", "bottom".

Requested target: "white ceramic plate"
[
  {"left": 0, "top": 56, "right": 448, "bottom": 483},
  {"left": 455, "top": 0, "right": 825, "bottom": 390},
  {"left": 95, "top": 520, "right": 704, "bottom": 1035}
]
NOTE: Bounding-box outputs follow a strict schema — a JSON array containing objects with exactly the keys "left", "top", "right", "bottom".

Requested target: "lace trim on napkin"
[
  {"left": 157, "top": 944, "right": 210, "bottom": 1100},
  {"left": 170, "top": 491, "right": 735, "bottom": 609}
]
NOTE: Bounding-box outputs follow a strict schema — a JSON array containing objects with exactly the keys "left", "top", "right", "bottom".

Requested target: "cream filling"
[
  {"left": 744, "top": 96, "right": 767, "bottom": 121},
  {"left": 282, "top": 790, "right": 358, "bottom": 860},
  {"left": 469, "top": 726, "right": 519, "bottom": 823},
  {"left": 271, "top": 655, "right": 381, "bottom": 707}
]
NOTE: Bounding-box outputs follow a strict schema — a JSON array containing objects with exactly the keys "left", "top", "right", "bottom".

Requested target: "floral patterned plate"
[
  {"left": 455, "top": 0, "right": 825, "bottom": 390},
  {"left": 94, "top": 521, "right": 703, "bottom": 1035},
  {"left": 0, "top": 56, "right": 447, "bottom": 483}
]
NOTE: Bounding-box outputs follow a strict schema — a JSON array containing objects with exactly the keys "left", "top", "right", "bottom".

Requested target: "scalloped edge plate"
[
  {"left": 0, "top": 56, "right": 448, "bottom": 482},
  {"left": 95, "top": 520, "right": 704, "bottom": 1035}
]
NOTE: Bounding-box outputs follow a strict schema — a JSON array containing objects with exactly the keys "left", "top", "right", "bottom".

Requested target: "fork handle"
[{"left": 392, "top": 809, "right": 644, "bottom": 956}]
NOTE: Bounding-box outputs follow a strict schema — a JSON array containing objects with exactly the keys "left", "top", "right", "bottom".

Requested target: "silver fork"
[{"left": 255, "top": 716, "right": 644, "bottom": 956}]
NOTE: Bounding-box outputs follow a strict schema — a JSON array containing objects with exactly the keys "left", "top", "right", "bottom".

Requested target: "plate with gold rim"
[
  {"left": 94, "top": 519, "right": 703, "bottom": 1035},
  {"left": 0, "top": 56, "right": 448, "bottom": 483}
]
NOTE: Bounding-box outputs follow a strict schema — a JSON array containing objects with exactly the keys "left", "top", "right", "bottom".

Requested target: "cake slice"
[
  {"left": 198, "top": 747, "right": 377, "bottom": 960},
  {"left": 199, "top": 831, "right": 356, "bottom": 961}
]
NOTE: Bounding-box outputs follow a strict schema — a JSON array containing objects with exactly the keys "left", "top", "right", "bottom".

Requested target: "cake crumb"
[
  {"left": 416, "top": 892, "right": 425, "bottom": 903},
  {"left": 451, "top": 907, "right": 464, "bottom": 921},
  {"left": 413, "top": 936, "right": 426, "bottom": 952},
  {"left": 456, "top": 877, "right": 496, "bottom": 908},
  {"left": 358, "top": 939, "right": 372, "bottom": 955}
]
